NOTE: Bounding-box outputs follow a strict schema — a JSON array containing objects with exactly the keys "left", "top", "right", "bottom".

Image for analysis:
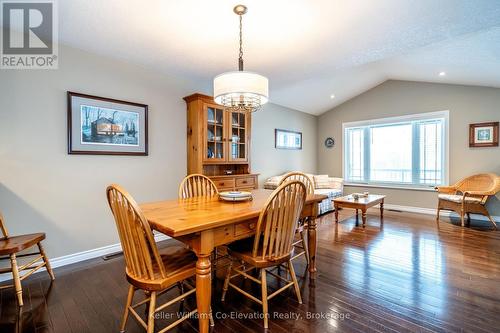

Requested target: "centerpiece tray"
[{"left": 219, "top": 191, "right": 253, "bottom": 202}]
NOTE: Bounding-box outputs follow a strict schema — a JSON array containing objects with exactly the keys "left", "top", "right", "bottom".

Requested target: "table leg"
[
  {"left": 380, "top": 200, "right": 384, "bottom": 220},
  {"left": 195, "top": 231, "right": 213, "bottom": 333},
  {"left": 307, "top": 216, "right": 317, "bottom": 274},
  {"left": 362, "top": 210, "right": 367, "bottom": 227},
  {"left": 334, "top": 204, "right": 339, "bottom": 223}
]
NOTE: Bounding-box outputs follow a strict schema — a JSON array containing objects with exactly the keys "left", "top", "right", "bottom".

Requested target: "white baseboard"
[
  {"left": 381, "top": 203, "right": 500, "bottom": 222},
  {"left": 0, "top": 233, "right": 170, "bottom": 283}
]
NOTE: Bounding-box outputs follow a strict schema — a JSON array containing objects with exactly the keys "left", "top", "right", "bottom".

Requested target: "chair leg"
[
  {"left": 212, "top": 247, "right": 218, "bottom": 278},
  {"left": 146, "top": 291, "right": 157, "bottom": 333},
  {"left": 221, "top": 260, "right": 233, "bottom": 301},
  {"left": 37, "top": 242, "right": 55, "bottom": 281},
  {"left": 177, "top": 282, "right": 184, "bottom": 296},
  {"left": 209, "top": 307, "right": 215, "bottom": 327},
  {"left": 300, "top": 231, "right": 310, "bottom": 265},
  {"left": 287, "top": 261, "right": 302, "bottom": 304},
  {"left": 460, "top": 210, "right": 465, "bottom": 227},
  {"left": 467, "top": 213, "right": 471, "bottom": 226},
  {"left": 484, "top": 212, "right": 498, "bottom": 230},
  {"left": 9, "top": 254, "right": 23, "bottom": 307},
  {"left": 260, "top": 269, "right": 269, "bottom": 329},
  {"left": 143, "top": 291, "right": 151, "bottom": 317},
  {"left": 241, "top": 260, "right": 247, "bottom": 279},
  {"left": 120, "top": 286, "right": 135, "bottom": 332},
  {"left": 436, "top": 206, "right": 441, "bottom": 223}
]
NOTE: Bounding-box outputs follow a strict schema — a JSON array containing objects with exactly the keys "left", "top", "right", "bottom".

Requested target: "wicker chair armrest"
[
  {"left": 435, "top": 186, "right": 456, "bottom": 194},
  {"left": 463, "top": 190, "right": 493, "bottom": 196},
  {"left": 461, "top": 191, "right": 489, "bottom": 205}
]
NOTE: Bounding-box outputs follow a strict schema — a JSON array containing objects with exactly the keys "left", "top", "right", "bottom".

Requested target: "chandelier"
[{"left": 213, "top": 4, "right": 269, "bottom": 113}]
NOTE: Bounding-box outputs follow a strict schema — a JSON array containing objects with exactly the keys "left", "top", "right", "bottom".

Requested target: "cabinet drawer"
[
  {"left": 236, "top": 187, "right": 254, "bottom": 192},
  {"left": 234, "top": 220, "right": 257, "bottom": 237},
  {"left": 236, "top": 177, "right": 255, "bottom": 188},
  {"left": 213, "top": 226, "right": 234, "bottom": 246},
  {"left": 213, "top": 178, "right": 235, "bottom": 190}
]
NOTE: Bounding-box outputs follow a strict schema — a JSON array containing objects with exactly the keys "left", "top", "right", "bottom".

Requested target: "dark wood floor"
[{"left": 1, "top": 209, "right": 500, "bottom": 333}]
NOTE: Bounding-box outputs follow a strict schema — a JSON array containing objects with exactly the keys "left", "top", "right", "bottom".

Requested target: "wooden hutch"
[{"left": 183, "top": 93, "right": 258, "bottom": 191}]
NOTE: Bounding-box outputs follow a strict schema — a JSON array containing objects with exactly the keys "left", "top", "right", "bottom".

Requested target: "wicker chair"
[
  {"left": 278, "top": 172, "right": 315, "bottom": 265},
  {"left": 436, "top": 173, "right": 500, "bottom": 229}
]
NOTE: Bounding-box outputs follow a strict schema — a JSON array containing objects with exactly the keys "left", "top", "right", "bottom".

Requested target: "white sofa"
[{"left": 263, "top": 173, "right": 344, "bottom": 215}]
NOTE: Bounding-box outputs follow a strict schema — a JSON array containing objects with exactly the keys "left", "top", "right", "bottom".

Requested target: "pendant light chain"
[{"left": 238, "top": 13, "right": 244, "bottom": 71}]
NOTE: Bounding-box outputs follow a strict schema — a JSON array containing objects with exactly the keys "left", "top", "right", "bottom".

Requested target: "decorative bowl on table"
[
  {"left": 352, "top": 192, "right": 369, "bottom": 200},
  {"left": 219, "top": 191, "right": 253, "bottom": 202}
]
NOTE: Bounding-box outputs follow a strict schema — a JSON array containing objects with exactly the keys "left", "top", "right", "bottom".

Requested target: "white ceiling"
[{"left": 53, "top": 1, "right": 500, "bottom": 114}]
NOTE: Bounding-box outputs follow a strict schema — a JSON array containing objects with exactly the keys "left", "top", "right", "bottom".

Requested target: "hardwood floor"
[{"left": 1, "top": 208, "right": 500, "bottom": 332}]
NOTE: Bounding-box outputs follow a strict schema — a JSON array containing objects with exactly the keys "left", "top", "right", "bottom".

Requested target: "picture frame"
[
  {"left": 469, "top": 122, "right": 499, "bottom": 148},
  {"left": 67, "top": 92, "right": 148, "bottom": 155},
  {"left": 275, "top": 129, "right": 302, "bottom": 150}
]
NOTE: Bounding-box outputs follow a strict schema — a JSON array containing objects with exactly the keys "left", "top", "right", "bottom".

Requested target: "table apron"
[
  {"left": 153, "top": 202, "right": 317, "bottom": 254},
  {"left": 334, "top": 200, "right": 384, "bottom": 210}
]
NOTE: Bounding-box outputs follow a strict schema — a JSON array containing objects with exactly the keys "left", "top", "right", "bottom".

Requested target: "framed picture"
[
  {"left": 67, "top": 92, "right": 148, "bottom": 155},
  {"left": 275, "top": 129, "right": 302, "bottom": 150},
  {"left": 469, "top": 122, "right": 499, "bottom": 148}
]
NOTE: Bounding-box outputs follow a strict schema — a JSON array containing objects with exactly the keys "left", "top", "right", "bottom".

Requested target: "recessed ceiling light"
[
  {"left": 330, "top": 94, "right": 335, "bottom": 99},
  {"left": 439, "top": 71, "right": 446, "bottom": 76}
]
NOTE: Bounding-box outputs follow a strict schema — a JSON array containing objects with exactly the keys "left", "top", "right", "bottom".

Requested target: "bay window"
[{"left": 343, "top": 111, "right": 448, "bottom": 189}]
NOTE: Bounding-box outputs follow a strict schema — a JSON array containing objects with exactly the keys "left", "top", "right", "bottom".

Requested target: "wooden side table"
[{"left": 333, "top": 194, "right": 386, "bottom": 227}]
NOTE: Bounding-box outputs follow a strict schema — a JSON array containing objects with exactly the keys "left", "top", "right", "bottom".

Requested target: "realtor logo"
[{"left": 1, "top": 0, "right": 58, "bottom": 69}]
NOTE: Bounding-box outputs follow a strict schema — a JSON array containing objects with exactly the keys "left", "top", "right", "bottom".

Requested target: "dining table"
[{"left": 140, "top": 188, "right": 327, "bottom": 333}]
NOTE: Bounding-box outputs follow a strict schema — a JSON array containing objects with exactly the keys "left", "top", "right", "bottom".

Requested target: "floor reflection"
[
  {"left": 0, "top": 279, "right": 54, "bottom": 332},
  {"left": 335, "top": 210, "right": 447, "bottom": 316}
]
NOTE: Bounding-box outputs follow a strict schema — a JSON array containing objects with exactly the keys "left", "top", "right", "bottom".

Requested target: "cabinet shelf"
[{"left": 184, "top": 93, "right": 257, "bottom": 190}]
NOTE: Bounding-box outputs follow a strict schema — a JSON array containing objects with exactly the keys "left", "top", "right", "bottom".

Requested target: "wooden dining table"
[{"left": 140, "top": 189, "right": 327, "bottom": 333}]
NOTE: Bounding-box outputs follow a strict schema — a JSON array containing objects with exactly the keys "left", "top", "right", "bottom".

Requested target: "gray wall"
[
  {"left": 317, "top": 80, "right": 500, "bottom": 215},
  {"left": 252, "top": 103, "right": 317, "bottom": 183},
  {"left": 0, "top": 45, "right": 317, "bottom": 258}
]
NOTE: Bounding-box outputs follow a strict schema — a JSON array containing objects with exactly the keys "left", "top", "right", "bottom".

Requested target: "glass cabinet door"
[
  {"left": 204, "top": 105, "right": 226, "bottom": 162},
  {"left": 228, "top": 111, "right": 248, "bottom": 162}
]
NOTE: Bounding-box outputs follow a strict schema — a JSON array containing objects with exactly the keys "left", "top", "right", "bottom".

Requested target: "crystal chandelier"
[{"left": 213, "top": 4, "right": 269, "bottom": 113}]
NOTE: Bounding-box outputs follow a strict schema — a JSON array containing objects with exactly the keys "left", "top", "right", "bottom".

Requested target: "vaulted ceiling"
[{"left": 56, "top": 1, "right": 500, "bottom": 114}]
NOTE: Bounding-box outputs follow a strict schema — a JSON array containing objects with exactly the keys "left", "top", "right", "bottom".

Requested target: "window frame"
[{"left": 342, "top": 111, "right": 449, "bottom": 191}]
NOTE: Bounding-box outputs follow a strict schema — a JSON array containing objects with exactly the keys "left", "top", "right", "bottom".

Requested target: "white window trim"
[
  {"left": 344, "top": 182, "right": 438, "bottom": 192},
  {"left": 342, "top": 110, "right": 450, "bottom": 190}
]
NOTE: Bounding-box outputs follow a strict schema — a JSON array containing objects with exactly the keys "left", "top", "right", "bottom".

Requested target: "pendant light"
[{"left": 213, "top": 4, "right": 269, "bottom": 113}]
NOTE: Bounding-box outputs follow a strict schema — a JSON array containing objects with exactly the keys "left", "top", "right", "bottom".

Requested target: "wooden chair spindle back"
[
  {"left": 0, "top": 212, "right": 8, "bottom": 237},
  {"left": 279, "top": 172, "right": 315, "bottom": 195},
  {"left": 253, "top": 180, "right": 307, "bottom": 261},
  {"left": 178, "top": 174, "right": 219, "bottom": 199},
  {"left": 106, "top": 184, "right": 166, "bottom": 281}
]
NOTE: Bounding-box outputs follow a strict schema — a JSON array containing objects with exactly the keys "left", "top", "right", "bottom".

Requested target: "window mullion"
[
  {"left": 364, "top": 127, "right": 371, "bottom": 183},
  {"left": 345, "top": 130, "right": 351, "bottom": 181},
  {"left": 412, "top": 122, "right": 420, "bottom": 185}
]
